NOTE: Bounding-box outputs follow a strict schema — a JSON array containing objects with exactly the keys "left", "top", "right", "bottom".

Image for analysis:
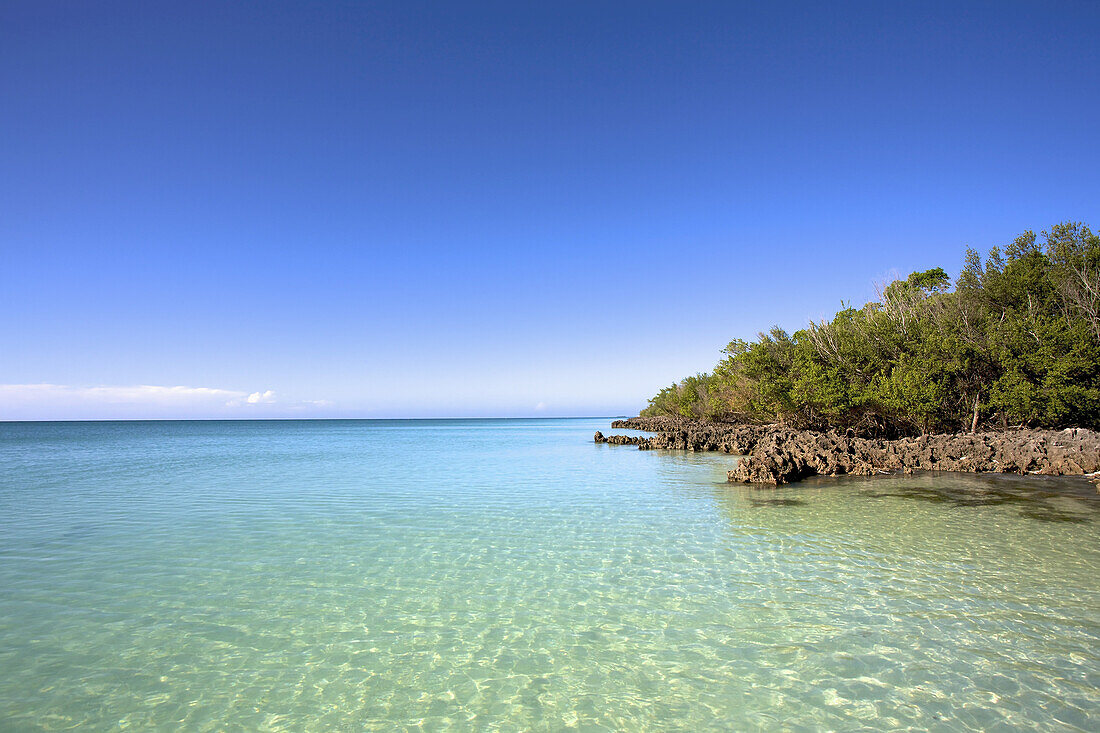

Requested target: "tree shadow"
[
  {"left": 860, "top": 473, "right": 1097, "bottom": 524},
  {"left": 747, "top": 497, "right": 808, "bottom": 508}
]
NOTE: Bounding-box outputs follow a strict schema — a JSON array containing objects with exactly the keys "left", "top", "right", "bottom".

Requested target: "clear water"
[{"left": 1, "top": 418, "right": 1098, "bottom": 731}]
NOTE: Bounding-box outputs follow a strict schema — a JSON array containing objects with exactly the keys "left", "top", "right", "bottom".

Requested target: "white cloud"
[
  {"left": 0, "top": 383, "right": 284, "bottom": 419},
  {"left": 246, "top": 390, "right": 276, "bottom": 404},
  {"left": 534, "top": 401, "right": 547, "bottom": 412},
  {"left": 0, "top": 383, "right": 246, "bottom": 403}
]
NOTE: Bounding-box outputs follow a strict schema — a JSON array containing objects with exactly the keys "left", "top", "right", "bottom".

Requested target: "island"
[{"left": 599, "top": 223, "right": 1100, "bottom": 485}]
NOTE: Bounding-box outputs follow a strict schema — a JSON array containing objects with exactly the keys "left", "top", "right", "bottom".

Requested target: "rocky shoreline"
[{"left": 595, "top": 417, "right": 1100, "bottom": 485}]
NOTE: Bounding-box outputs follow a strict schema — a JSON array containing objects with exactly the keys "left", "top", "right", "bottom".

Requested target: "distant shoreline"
[{"left": 597, "top": 416, "right": 1100, "bottom": 486}]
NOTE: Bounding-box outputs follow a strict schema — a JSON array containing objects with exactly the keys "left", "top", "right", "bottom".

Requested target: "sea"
[{"left": 1, "top": 418, "right": 1097, "bottom": 730}]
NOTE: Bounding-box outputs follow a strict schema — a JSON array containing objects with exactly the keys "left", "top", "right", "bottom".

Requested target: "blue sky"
[{"left": 2, "top": 1, "right": 1098, "bottom": 419}]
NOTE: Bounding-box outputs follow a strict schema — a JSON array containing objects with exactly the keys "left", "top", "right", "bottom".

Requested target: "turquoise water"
[{"left": 1, "top": 419, "right": 1098, "bottom": 731}]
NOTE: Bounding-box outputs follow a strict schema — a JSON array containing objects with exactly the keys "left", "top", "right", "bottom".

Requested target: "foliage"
[
  {"left": 641, "top": 373, "right": 728, "bottom": 420},
  {"left": 643, "top": 223, "right": 1100, "bottom": 434}
]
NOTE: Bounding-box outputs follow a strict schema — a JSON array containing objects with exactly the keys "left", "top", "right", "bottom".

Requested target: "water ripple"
[{"left": 0, "top": 419, "right": 1097, "bottom": 730}]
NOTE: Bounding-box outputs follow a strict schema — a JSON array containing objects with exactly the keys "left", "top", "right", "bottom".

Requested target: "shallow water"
[{"left": 1, "top": 418, "right": 1098, "bottom": 731}]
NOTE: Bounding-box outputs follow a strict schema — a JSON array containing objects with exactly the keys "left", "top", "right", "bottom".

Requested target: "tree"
[{"left": 642, "top": 223, "right": 1100, "bottom": 434}]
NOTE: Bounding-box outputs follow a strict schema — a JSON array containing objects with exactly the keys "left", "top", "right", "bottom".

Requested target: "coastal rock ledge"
[{"left": 596, "top": 417, "right": 1100, "bottom": 485}]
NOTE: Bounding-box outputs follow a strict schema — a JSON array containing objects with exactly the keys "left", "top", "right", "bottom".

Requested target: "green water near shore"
[{"left": 1, "top": 419, "right": 1098, "bottom": 730}]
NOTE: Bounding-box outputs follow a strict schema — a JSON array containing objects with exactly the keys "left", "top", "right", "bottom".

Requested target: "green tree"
[{"left": 642, "top": 223, "right": 1100, "bottom": 434}]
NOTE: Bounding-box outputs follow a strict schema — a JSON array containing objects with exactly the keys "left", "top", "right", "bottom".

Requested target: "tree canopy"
[{"left": 642, "top": 223, "right": 1100, "bottom": 435}]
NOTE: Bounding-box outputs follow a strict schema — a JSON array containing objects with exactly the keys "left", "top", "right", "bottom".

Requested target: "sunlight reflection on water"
[{"left": 1, "top": 419, "right": 1097, "bottom": 730}]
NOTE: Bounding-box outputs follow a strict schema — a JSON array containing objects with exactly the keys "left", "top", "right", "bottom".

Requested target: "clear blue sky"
[{"left": 2, "top": 1, "right": 1098, "bottom": 419}]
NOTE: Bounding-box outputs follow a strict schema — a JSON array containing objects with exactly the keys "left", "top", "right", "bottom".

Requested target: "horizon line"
[{"left": 0, "top": 415, "right": 632, "bottom": 424}]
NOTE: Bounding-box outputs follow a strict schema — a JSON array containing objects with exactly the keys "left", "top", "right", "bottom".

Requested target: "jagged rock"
[
  {"left": 596, "top": 432, "right": 648, "bottom": 446},
  {"left": 600, "top": 418, "right": 1100, "bottom": 485}
]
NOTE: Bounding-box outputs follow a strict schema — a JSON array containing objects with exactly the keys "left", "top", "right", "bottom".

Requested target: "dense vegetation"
[{"left": 643, "top": 223, "right": 1100, "bottom": 435}]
